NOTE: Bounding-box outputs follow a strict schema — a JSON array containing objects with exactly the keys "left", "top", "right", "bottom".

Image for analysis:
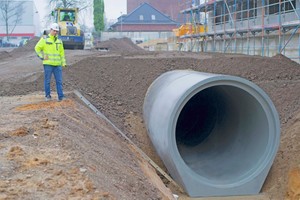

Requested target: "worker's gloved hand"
[{"left": 63, "top": 65, "right": 67, "bottom": 68}]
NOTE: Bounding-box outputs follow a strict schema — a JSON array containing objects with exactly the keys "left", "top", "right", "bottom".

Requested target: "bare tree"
[
  {"left": 47, "top": 0, "right": 93, "bottom": 28},
  {"left": 0, "top": 0, "right": 25, "bottom": 41},
  {"left": 48, "top": 0, "right": 92, "bottom": 11}
]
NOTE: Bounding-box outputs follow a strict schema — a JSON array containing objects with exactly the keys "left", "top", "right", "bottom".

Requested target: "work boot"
[
  {"left": 58, "top": 97, "right": 66, "bottom": 102},
  {"left": 45, "top": 96, "right": 52, "bottom": 101}
]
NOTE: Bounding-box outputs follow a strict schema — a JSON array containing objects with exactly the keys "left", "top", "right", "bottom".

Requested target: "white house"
[{"left": 0, "top": 0, "right": 40, "bottom": 46}]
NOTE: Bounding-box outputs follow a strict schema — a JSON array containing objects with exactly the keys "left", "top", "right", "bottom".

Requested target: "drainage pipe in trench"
[{"left": 143, "top": 70, "right": 280, "bottom": 197}]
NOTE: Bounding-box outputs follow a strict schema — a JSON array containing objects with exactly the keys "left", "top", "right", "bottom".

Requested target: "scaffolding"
[{"left": 177, "top": 0, "right": 300, "bottom": 62}]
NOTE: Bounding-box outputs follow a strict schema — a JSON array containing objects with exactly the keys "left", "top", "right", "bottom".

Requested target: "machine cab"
[
  {"left": 53, "top": 8, "right": 78, "bottom": 25},
  {"left": 58, "top": 9, "right": 76, "bottom": 23}
]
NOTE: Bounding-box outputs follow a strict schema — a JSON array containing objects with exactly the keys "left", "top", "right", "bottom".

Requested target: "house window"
[
  {"left": 269, "top": 0, "right": 296, "bottom": 14},
  {"left": 139, "top": 15, "right": 144, "bottom": 20},
  {"left": 214, "top": 0, "right": 257, "bottom": 24},
  {"left": 151, "top": 15, "right": 156, "bottom": 20},
  {"left": 269, "top": 0, "right": 280, "bottom": 14}
]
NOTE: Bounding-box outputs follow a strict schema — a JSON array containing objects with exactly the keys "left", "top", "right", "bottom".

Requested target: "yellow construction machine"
[
  {"left": 173, "top": 23, "right": 206, "bottom": 37},
  {"left": 51, "top": 8, "right": 85, "bottom": 49}
]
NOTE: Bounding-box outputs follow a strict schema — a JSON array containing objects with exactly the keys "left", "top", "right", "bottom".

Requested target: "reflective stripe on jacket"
[{"left": 35, "top": 34, "right": 66, "bottom": 66}]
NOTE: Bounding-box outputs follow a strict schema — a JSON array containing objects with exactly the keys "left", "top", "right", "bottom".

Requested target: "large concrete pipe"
[{"left": 143, "top": 70, "right": 280, "bottom": 197}]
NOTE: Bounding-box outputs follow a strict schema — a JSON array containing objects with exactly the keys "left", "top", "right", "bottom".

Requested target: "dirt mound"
[
  {"left": 65, "top": 52, "right": 300, "bottom": 129},
  {"left": 0, "top": 37, "right": 41, "bottom": 60},
  {"left": 95, "top": 37, "right": 144, "bottom": 52},
  {"left": 272, "top": 53, "right": 300, "bottom": 65},
  {"left": 0, "top": 94, "right": 171, "bottom": 199},
  {"left": 12, "top": 37, "right": 40, "bottom": 54},
  {"left": 64, "top": 51, "right": 300, "bottom": 199},
  {"left": 0, "top": 51, "right": 11, "bottom": 60}
]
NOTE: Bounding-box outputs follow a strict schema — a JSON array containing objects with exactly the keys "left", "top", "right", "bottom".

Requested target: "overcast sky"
[{"left": 34, "top": 0, "right": 127, "bottom": 29}]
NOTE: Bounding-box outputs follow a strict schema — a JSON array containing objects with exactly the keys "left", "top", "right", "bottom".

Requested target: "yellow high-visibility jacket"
[{"left": 35, "top": 34, "right": 66, "bottom": 67}]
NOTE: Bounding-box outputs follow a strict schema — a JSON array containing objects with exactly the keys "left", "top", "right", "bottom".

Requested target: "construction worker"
[
  {"left": 35, "top": 23, "right": 67, "bottom": 101},
  {"left": 63, "top": 14, "right": 70, "bottom": 21}
]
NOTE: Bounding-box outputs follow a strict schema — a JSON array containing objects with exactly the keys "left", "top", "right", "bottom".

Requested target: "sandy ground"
[
  {"left": 0, "top": 93, "right": 173, "bottom": 200},
  {"left": 0, "top": 37, "right": 300, "bottom": 199}
]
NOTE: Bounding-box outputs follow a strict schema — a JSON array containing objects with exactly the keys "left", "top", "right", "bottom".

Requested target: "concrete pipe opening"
[{"left": 143, "top": 70, "right": 280, "bottom": 197}]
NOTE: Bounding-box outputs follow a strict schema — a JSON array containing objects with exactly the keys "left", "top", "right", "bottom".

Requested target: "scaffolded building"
[{"left": 178, "top": 0, "right": 300, "bottom": 62}]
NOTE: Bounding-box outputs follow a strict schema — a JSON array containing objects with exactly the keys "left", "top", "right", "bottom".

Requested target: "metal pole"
[
  {"left": 261, "top": 0, "right": 265, "bottom": 57},
  {"left": 247, "top": 0, "right": 250, "bottom": 55},
  {"left": 298, "top": 32, "right": 300, "bottom": 63},
  {"left": 120, "top": 12, "right": 123, "bottom": 35},
  {"left": 213, "top": 0, "right": 217, "bottom": 52},
  {"left": 223, "top": 1, "right": 226, "bottom": 52},
  {"left": 278, "top": 0, "right": 282, "bottom": 53},
  {"left": 280, "top": 25, "right": 300, "bottom": 54},
  {"left": 234, "top": 0, "right": 237, "bottom": 53}
]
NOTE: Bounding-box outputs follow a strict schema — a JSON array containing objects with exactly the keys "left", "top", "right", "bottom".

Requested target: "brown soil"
[{"left": 0, "top": 38, "right": 300, "bottom": 199}]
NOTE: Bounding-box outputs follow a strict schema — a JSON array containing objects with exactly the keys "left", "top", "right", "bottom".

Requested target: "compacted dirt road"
[{"left": 0, "top": 37, "right": 300, "bottom": 200}]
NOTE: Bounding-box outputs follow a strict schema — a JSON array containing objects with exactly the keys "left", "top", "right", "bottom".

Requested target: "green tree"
[{"left": 93, "top": 0, "right": 104, "bottom": 32}]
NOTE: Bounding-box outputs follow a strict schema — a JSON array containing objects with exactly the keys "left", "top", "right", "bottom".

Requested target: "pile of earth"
[
  {"left": 94, "top": 37, "right": 144, "bottom": 52},
  {"left": 63, "top": 49, "right": 300, "bottom": 200},
  {"left": 14, "top": 37, "right": 40, "bottom": 52},
  {"left": 0, "top": 51, "right": 10, "bottom": 60},
  {"left": 11, "top": 37, "right": 40, "bottom": 56},
  {"left": 0, "top": 37, "right": 40, "bottom": 60}
]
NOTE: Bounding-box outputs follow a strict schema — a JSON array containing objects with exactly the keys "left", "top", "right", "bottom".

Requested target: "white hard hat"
[{"left": 50, "top": 23, "right": 59, "bottom": 31}]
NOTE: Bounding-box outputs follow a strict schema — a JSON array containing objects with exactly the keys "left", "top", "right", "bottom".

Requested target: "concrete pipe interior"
[{"left": 176, "top": 85, "right": 269, "bottom": 185}]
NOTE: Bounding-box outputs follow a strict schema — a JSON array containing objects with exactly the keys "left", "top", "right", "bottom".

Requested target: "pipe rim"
[{"left": 170, "top": 76, "right": 280, "bottom": 187}]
